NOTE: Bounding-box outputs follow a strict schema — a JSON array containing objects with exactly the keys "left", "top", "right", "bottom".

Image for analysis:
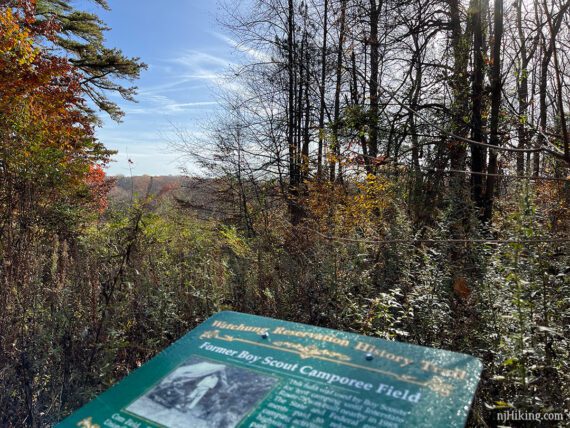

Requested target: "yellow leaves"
[
  {"left": 0, "top": 6, "right": 104, "bottom": 215},
  {"left": 304, "top": 173, "right": 394, "bottom": 238},
  {"left": 331, "top": 174, "right": 393, "bottom": 234},
  {"left": 220, "top": 226, "right": 251, "bottom": 258},
  {"left": 304, "top": 180, "right": 339, "bottom": 217},
  {"left": 0, "top": 8, "right": 38, "bottom": 65},
  {"left": 352, "top": 173, "right": 391, "bottom": 215},
  {"left": 326, "top": 151, "right": 340, "bottom": 164}
]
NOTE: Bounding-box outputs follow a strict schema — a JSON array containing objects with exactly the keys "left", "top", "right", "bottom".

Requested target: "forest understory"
[{"left": 1, "top": 0, "right": 570, "bottom": 426}]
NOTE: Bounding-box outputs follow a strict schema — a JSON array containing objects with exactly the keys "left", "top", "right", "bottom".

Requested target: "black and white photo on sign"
[{"left": 126, "top": 356, "right": 278, "bottom": 428}]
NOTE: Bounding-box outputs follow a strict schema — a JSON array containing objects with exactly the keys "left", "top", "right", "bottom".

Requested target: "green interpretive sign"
[{"left": 57, "top": 311, "right": 482, "bottom": 428}]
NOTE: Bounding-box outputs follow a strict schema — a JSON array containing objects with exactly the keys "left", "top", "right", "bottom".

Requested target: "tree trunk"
[
  {"left": 448, "top": 0, "right": 472, "bottom": 188},
  {"left": 368, "top": 0, "right": 382, "bottom": 173},
  {"left": 535, "top": 0, "right": 570, "bottom": 175},
  {"left": 515, "top": 0, "right": 529, "bottom": 175},
  {"left": 317, "top": 0, "right": 329, "bottom": 179},
  {"left": 330, "top": 0, "right": 347, "bottom": 182},
  {"left": 482, "top": 0, "right": 503, "bottom": 223},
  {"left": 544, "top": 0, "right": 570, "bottom": 159},
  {"left": 287, "top": 0, "right": 302, "bottom": 224},
  {"left": 471, "top": 0, "right": 487, "bottom": 210}
]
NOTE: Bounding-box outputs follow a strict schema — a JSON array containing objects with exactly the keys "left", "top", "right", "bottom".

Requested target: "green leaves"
[{"left": 36, "top": 0, "right": 147, "bottom": 121}]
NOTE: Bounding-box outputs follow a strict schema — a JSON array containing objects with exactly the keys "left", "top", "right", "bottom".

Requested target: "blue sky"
[{"left": 81, "top": 1, "right": 238, "bottom": 176}]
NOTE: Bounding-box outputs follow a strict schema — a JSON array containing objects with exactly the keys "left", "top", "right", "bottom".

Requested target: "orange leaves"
[
  {"left": 0, "top": 5, "right": 91, "bottom": 146},
  {"left": 86, "top": 165, "right": 113, "bottom": 213},
  {"left": 0, "top": 8, "right": 37, "bottom": 65},
  {"left": 87, "top": 164, "right": 106, "bottom": 184},
  {"left": 0, "top": 3, "right": 110, "bottom": 214},
  {"left": 453, "top": 277, "right": 471, "bottom": 301}
]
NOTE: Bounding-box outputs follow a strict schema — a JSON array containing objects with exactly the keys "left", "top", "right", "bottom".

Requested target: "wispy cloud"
[
  {"left": 166, "top": 101, "right": 219, "bottom": 111},
  {"left": 122, "top": 97, "right": 219, "bottom": 116},
  {"left": 127, "top": 48, "right": 243, "bottom": 117},
  {"left": 167, "top": 49, "right": 245, "bottom": 94},
  {"left": 210, "top": 31, "right": 272, "bottom": 63},
  {"left": 173, "top": 50, "right": 235, "bottom": 69},
  {"left": 95, "top": 2, "right": 237, "bottom": 175},
  {"left": 139, "top": 79, "right": 203, "bottom": 96}
]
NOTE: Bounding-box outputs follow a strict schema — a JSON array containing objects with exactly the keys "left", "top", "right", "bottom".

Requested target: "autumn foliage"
[
  {"left": 0, "top": 2, "right": 148, "bottom": 425},
  {"left": 1, "top": 1, "right": 570, "bottom": 427},
  {"left": 0, "top": 3, "right": 110, "bottom": 223}
]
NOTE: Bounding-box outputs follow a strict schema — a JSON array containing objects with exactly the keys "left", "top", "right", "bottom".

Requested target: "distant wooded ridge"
[{"left": 109, "top": 175, "right": 185, "bottom": 199}]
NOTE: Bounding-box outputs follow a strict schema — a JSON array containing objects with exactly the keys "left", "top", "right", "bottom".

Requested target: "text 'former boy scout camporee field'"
[{"left": 58, "top": 311, "right": 482, "bottom": 428}]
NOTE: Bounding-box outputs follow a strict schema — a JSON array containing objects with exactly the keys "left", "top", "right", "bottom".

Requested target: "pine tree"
[{"left": 34, "top": 0, "right": 147, "bottom": 121}]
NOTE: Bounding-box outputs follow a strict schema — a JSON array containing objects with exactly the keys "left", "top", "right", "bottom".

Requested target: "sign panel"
[{"left": 57, "top": 311, "right": 482, "bottom": 428}]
